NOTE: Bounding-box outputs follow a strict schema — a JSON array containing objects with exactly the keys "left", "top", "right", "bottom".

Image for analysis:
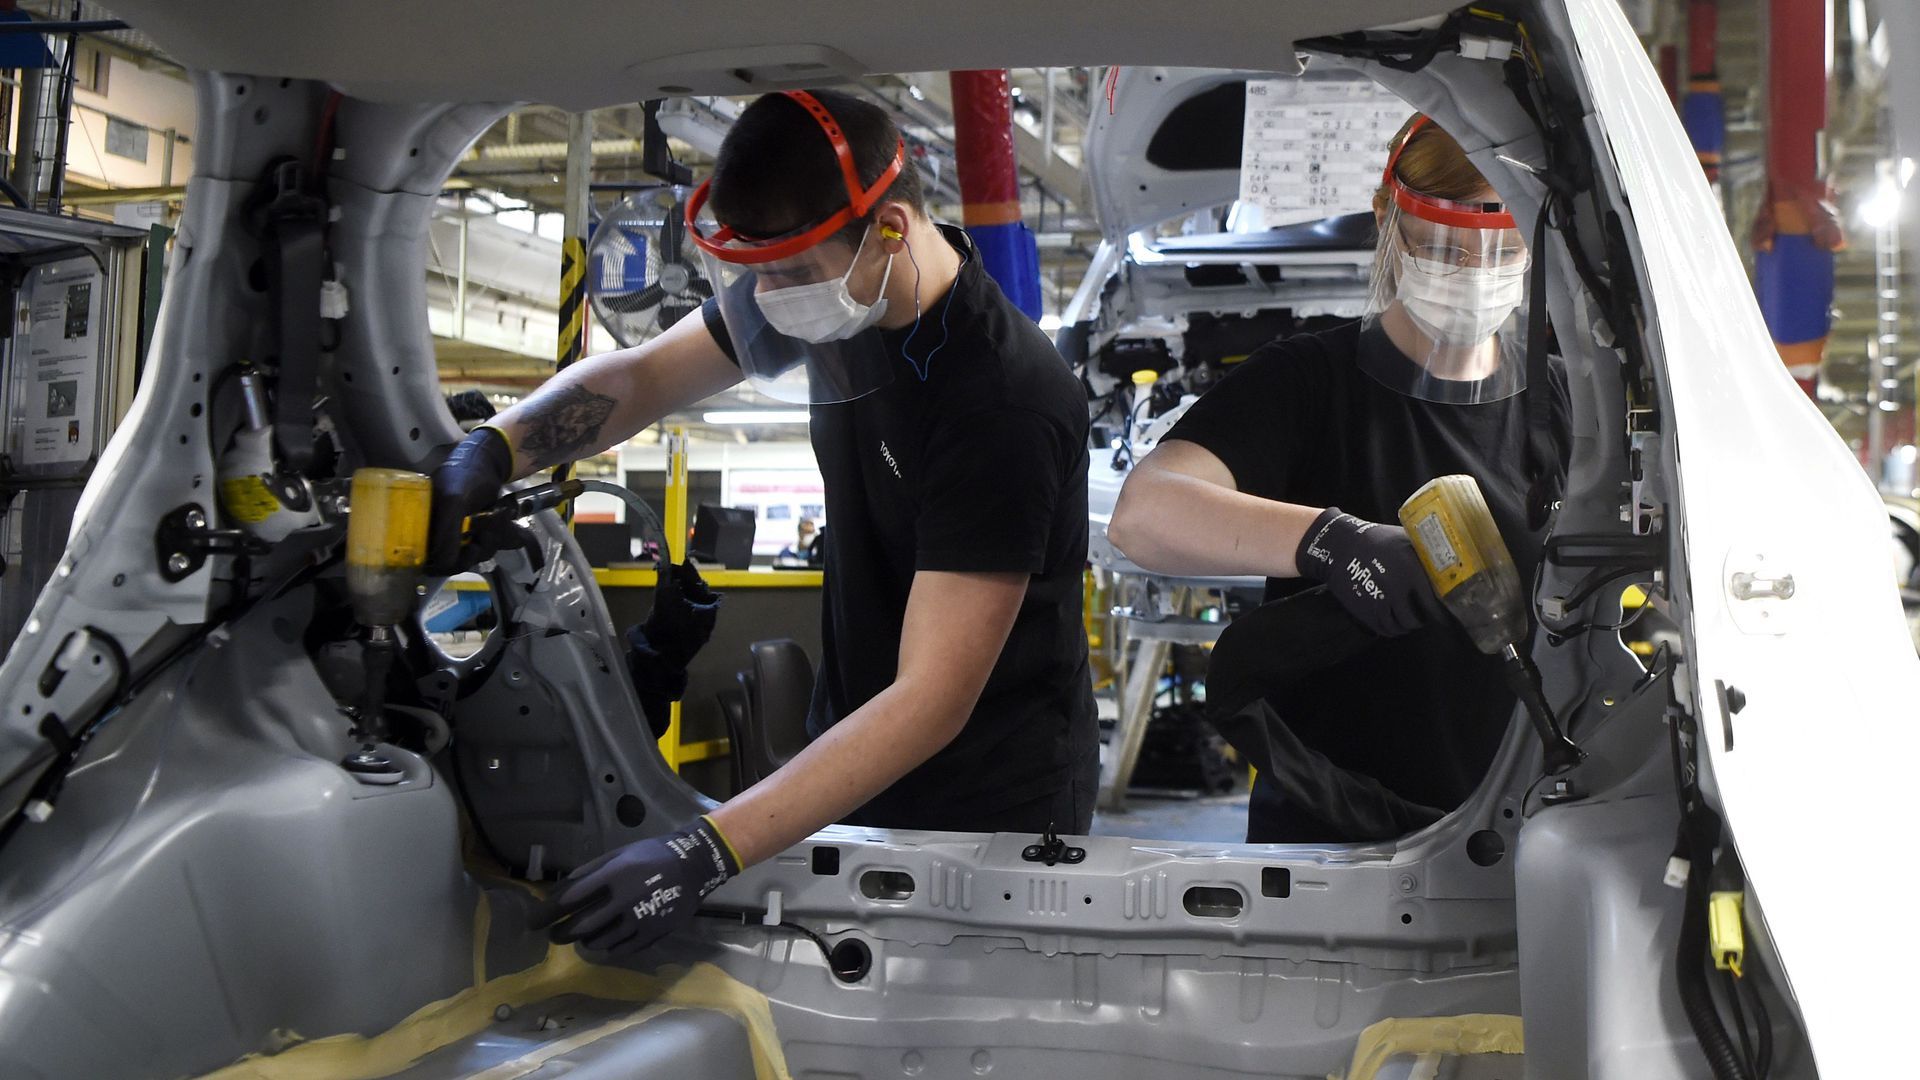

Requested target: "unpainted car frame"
[{"left": 1, "top": 2, "right": 1915, "bottom": 1078}]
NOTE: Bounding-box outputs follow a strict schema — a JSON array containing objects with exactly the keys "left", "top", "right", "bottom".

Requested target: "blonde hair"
[
  {"left": 1372, "top": 115, "right": 1493, "bottom": 214},
  {"left": 1364, "top": 115, "right": 1505, "bottom": 317}
]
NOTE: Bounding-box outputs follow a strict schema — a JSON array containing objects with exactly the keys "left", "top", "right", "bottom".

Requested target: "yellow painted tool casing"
[
  {"left": 1398, "top": 475, "right": 1526, "bottom": 656},
  {"left": 347, "top": 467, "right": 432, "bottom": 626}
]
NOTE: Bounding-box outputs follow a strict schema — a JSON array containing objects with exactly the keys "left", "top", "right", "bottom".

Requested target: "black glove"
[
  {"left": 426, "top": 426, "right": 513, "bottom": 575},
  {"left": 540, "top": 816, "right": 740, "bottom": 954},
  {"left": 625, "top": 561, "right": 722, "bottom": 738},
  {"left": 641, "top": 560, "right": 721, "bottom": 668},
  {"left": 1294, "top": 507, "right": 1442, "bottom": 638}
]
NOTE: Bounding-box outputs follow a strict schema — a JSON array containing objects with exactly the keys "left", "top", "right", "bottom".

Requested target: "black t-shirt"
[
  {"left": 703, "top": 226, "right": 1096, "bottom": 831},
  {"left": 1165, "top": 320, "right": 1566, "bottom": 842}
]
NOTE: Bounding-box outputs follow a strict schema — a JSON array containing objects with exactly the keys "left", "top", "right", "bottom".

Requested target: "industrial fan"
[{"left": 587, "top": 186, "right": 711, "bottom": 348}]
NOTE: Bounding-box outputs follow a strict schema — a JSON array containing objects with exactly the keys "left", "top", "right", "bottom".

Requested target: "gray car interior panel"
[
  {"left": 0, "top": 3, "right": 1809, "bottom": 1077},
  {"left": 388, "top": 1000, "right": 758, "bottom": 1080}
]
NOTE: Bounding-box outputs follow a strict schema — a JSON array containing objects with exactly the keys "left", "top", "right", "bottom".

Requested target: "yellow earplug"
[{"left": 881, "top": 226, "right": 904, "bottom": 240}]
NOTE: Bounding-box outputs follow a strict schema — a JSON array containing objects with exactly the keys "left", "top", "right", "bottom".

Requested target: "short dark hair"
[
  {"left": 444, "top": 388, "right": 497, "bottom": 423},
  {"left": 708, "top": 89, "right": 925, "bottom": 248}
]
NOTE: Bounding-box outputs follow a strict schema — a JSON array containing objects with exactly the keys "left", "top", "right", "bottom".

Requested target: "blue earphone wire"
[{"left": 899, "top": 236, "right": 955, "bottom": 382}]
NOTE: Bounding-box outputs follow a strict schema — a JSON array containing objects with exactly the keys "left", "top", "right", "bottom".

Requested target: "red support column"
[
  {"left": 1752, "top": 0, "right": 1844, "bottom": 396},
  {"left": 948, "top": 70, "right": 1042, "bottom": 319}
]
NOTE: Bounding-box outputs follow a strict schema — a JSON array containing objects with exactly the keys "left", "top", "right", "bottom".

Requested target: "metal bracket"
[
  {"left": 155, "top": 503, "right": 268, "bottom": 582},
  {"left": 1021, "top": 824, "right": 1085, "bottom": 867}
]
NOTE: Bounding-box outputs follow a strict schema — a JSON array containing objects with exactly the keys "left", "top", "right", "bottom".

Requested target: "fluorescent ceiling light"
[
  {"left": 703, "top": 410, "right": 810, "bottom": 425},
  {"left": 1039, "top": 313, "right": 1063, "bottom": 332}
]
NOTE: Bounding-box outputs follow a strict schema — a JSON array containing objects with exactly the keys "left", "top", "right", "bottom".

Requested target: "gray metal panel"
[
  {"left": 389, "top": 998, "right": 757, "bottom": 1080},
  {"left": 0, "top": 589, "right": 479, "bottom": 1080},
  {"left": 101, "top": 1, "right": 1464, "bottom": 109}
]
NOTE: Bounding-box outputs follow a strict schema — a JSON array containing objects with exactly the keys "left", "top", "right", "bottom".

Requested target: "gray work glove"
[
  {"left": 537, "top": 816, "right": 740, "bottom": 954},
  {"left": 1295, "top": 507, "right": 1443, "bottom": 638}
]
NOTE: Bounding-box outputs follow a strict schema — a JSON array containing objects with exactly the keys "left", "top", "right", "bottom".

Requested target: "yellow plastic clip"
[{"left": 1709, "top": 890, "right": 1746, "bottom": 977}]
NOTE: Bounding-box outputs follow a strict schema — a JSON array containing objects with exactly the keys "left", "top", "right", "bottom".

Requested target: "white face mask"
[
  {"left": 754, "top": 226, "right": 894, "bottom": 343},
  {"left": 1395, "top": 251, "right": 1526, "bottom": 347}
]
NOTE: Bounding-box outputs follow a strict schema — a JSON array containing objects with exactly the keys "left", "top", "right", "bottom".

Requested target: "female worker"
[{"left": 1108, "top": 115, "right": 1566, "bottom": 842}]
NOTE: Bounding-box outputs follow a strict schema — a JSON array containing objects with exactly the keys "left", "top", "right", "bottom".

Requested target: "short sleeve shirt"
[
  {"left": 1165, "top": 320, "right": 1567, "bottom": 841},
  {"left": 702, "top": 226, "right": 1096, "bottom": 829}
]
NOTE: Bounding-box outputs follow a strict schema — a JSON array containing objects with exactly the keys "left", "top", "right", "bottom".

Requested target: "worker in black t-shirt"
[
  {"left": 1109, "top": 115, "right": 1566, "bottom": 843},
  {"left": 426, "top": 89, "right": 1094, "bottom": 954}
]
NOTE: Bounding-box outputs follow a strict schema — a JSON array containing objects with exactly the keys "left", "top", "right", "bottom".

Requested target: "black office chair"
[
  {"left": 714, "top": 681, "right": 752, "bottom": 795},
  {"left": 719, "top": 638, "right": 815, "bottom": 790}
]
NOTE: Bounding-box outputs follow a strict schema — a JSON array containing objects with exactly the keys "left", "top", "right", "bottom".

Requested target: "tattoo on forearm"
[{"left": 516, "top": 384, "right": 617, "bottom": 468}]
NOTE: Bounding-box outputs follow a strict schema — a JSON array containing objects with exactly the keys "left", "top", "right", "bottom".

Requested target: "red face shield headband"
[
  {"left": 685, "top": 89, "right": 907, "bottom": 265},
  {"left": 1381, "top": 115, "right": 1517, "bottom": 230}
]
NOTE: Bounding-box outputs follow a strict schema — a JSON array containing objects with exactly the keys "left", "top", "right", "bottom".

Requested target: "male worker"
[{"left": 428, "top": 89, "right": 1094, "bottom": 955}]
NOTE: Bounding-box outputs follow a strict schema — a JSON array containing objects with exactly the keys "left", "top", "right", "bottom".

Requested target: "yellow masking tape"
[
  {"left": 197, "top": 949, "right": 791, "bottom": 1080},
  {"left": 1335, "top": 1013, "right": 1524, "bottom": 1080}
]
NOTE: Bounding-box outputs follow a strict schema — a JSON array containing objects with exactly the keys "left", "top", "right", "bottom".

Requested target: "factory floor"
[{"left": 1090, "top": 792, "right": 1250, "bottom": 842}]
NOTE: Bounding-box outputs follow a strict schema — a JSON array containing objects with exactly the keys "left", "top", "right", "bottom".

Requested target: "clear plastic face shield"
[
  {"left": 686, "top": 90, "right": 906, "bottom": 405},
  {"left": 1362, "top": 118, "right": 1531, "bottom": 404}
]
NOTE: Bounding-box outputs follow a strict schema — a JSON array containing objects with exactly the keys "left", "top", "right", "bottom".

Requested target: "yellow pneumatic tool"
[
  {"left": 341, "top": 467, "right": 433, "bottom": 781},
  {"left": 1399, "top": 475, "right": 1585, "bottom": 774}
]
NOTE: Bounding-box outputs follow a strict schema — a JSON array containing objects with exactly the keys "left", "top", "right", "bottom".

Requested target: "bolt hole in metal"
[
  {"left": 828, "top": 938, "right": 871, "bottom": 983},
  {"left": 1467, "top": 829, "right": 1507, "bottom": 867},
  {"left": 614, "top": 794, "right": 646, "bottom": 827},
  {"left": 858, "top": 870, "right": 915, "bottom": 901},
  {"left": 1401, "top": 913, "right": 1414, "bottom": 925}
]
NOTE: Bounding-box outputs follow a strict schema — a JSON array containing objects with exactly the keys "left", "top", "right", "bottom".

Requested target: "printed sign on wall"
[
  {"left": 1239, "top": 78, "right": 1408, "bottom": 227},
  {"left": 11, "top": 256, "right": 104, "bottom": 470}
]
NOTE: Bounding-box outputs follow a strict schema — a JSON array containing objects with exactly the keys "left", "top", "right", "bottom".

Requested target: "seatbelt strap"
[
  {"left": 1522, "top": 193, "right": 1561, "bottom": 531},
  {"left": 263, "top": 160, "right": 327, "bottom": 474}
]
